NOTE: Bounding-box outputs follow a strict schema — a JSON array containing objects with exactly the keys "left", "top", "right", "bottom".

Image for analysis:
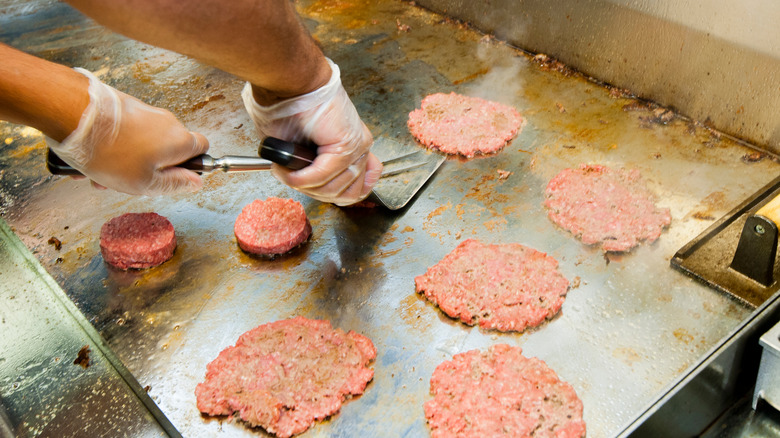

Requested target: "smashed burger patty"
[
  {"left": 425, "top": 344, "right": 586, "bottom": 438},
  {"left": 195, "top": 316, "right": 376, "bottom": 437},
  {"left": 544, "top": 164, "right": 671, "bottom": 252},
  {"left": 408, "top": 92, "right": 524, "bottom": 158},
  {"left": 415, "top": 239, "right": 570, "bottom": 332}
]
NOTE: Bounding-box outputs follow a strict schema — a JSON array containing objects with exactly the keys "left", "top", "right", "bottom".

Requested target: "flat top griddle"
[{"left": 1, "top": 0, "right": 778, "bottom": 436}]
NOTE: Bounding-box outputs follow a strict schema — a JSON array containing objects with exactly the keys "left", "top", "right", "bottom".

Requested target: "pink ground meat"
[
  {"left": 234, "top": 197, "right": 312, "bottom": 256},
  {"left": 408, "top": 92, "right": 525, "bottom": 158},
  {"left": 415, "top": 239, "right": 570, "bottom": 332},
  {"left": 425, "top": 344, "right": 586, "bottom": 438},
  {"left": 544, "top": 164, "right": 671, "bottom": 252},
  {"left": 99, "top": 212, "right": 176, "bottom": 270},
  {"left": 195, "top": 316, "right": 376, "bottom": 438}
]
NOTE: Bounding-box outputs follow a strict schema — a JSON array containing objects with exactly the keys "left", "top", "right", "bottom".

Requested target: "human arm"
[
  {"left": 64, "top": 0, "right": 330, "bottom": 105},
  {"left": 0, "top": 42, "right": 209, "bottom": 195},
  {"left": 64, "top": 0, "right": 382, "bottom": 204},
  {"left": 0, "top": 42, "right": 89, "bottom": 142}
]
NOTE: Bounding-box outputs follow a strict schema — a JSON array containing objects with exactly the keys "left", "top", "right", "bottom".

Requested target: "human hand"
[
  {"left": 46, "top": 68, "right": 209, "bottom": 195},
  {"left": 241, "top": 59, "right": 382, "bottom": 206}
]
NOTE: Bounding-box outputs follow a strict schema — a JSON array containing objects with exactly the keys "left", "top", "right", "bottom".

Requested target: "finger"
[
  {"left": 277, "top": 153, "right": 368, "bottom": 201},
  {"left": 329, "top": 153, "right": 382, "bottom": 205},
  {"left": 149, "top": 167, "right": 203, "bottom": 195},
  {"left": 155, "top": 131, "right": 210, "bottom": 188},
  {"left": 188, "top": 131, "right": 210, "bottom": 156},
  {"left": 160, "top": 130, "right": 211, "bottom": 168},
  {"left": 298, "top": 162, "right": 365, "bottom": 203},
  {"left": 333, "top": 158, "right": 370, "bottom": 202},
  {"left": 359, "top": 153, "right": 383, "bottom": 199},
  {"left": 303, "top": 156, "right": 381, "bottom": 206},
  {"left": 275, "top": 151, "right": 357, "bottom": 190},
  {"left": 321, "top": 153, "right": 382, "bottom": 205},
  {"left": 278, "top": 127, "right": 373, "bottom": 190}
]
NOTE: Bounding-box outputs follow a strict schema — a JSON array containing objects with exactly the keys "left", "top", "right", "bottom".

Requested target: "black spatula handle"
[
  {"left": 259, "top": 137, "right": 317, "bottom": 171},
  {"left": 46, "top": 150, "right": 82, "bottom": 175}
]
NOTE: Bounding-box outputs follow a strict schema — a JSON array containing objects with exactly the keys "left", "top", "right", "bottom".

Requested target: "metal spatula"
[
  {"left": 365, "top": 136, "right": 445, "bottom": 209},
  {"left": 47, "top": 136, "right": 443, "bottom": 209}
]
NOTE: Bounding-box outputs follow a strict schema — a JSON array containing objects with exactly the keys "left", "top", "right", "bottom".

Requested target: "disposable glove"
[
  {"left": 241, "top": 58, "right": 382, "bottom": 205},
  {"left": 47, "top": 68, "right": 209, "bottom": 195}
]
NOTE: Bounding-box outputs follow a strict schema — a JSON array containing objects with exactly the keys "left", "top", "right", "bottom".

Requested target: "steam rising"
[{"left": 467, "top": 41, "right": 528, "bottom": 105}]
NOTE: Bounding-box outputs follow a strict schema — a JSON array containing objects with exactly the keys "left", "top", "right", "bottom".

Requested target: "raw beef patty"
[
  {"left": 195, "top": 316, "right": 376, "bottom": 438},
  {"left": 234, "top": 197, "right": 311, "bottom": 256},
  {"left": 407, "top": 92, "right": 524, "bottom": 158},
  {"left": 544, "top": 164, "right": 671, "bottom": 252},
  {"left": 414, "top": 239, "right": 570, "bottom": 332},
  {"left": 425, "top": 344, "right": 586, "bottom": 438},
  {"left": 99, "top": 212, "right": 176, "bottom": 270}
]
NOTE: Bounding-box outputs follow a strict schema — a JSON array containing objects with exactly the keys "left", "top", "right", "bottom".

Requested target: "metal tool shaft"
[{"left": 187, "top": 155, "right": 273, "bottom": 172}]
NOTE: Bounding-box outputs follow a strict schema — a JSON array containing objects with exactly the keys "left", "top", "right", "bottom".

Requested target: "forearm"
[
  {"left": 64, "top": 0, "right": 331, "bottom": 105},
  {"left": 0, "top": 43, "right": 89, "bottom": 142}
]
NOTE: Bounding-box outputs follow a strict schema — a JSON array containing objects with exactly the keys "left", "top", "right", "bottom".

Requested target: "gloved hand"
[
  {"left": 241, "top": 58, "right": 382, "bottom": 206},
  {"left": 47, "top": 68, "right": 209, "bottom": 195}
]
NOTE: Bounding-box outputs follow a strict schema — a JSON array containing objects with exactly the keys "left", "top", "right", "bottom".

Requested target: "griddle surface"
[{"left": 1, "top": 0, "right": 777, "bottom": 436}]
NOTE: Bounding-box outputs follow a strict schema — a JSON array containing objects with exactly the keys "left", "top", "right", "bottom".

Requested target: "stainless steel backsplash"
[{"left": 415, "top": 0, "right": 780, "bottom": 154}]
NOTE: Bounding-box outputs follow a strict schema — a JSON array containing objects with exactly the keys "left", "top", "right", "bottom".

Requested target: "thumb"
[
  {"left": 160, "top": 131, "right": 211, "bottom": 167},
  {"left": 188, "top": 131, "right": 210, "bottom": 156}
]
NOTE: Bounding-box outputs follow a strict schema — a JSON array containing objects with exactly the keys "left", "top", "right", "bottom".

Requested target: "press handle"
[
  {"left": 259, "top": 137, "right": 317, "bottom": 171},
  {"left": 757, "top": 193, "right": 780, "bottom": 225}
]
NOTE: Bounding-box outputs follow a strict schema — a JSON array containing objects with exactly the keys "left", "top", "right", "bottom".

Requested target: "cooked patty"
[
  {"left": 234, "top": 197, "right": 311, "bottom": 256},
  {"left": 407, "top": 92, "right": 524, "bottom": 158},
  {"left": 425, "top": 344, "right": 586, "bottom": 438},
  {"left": 99, "top": 212, "right": 176, "bottom": 270},
  {"left": 544, "top": 164, "right": 671, "bottom": 252},
  {"left": 415, "top": 239, "right": 570, "bottom": 332},
  {"left": 195, "top": 316, "right": 376, "bottom": 438}
]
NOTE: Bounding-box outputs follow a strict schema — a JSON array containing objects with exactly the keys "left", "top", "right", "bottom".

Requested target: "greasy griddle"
[{"left": 1, "top": 0, "right": 778, "bottom": 436}]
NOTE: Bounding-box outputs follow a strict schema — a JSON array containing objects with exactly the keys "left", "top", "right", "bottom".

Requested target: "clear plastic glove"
[
  {"left": 47, "top": 68, "right": 209, "bottom": 195},
  {"left": 241, "top": 58, "right": 382, "bottom": 206}
]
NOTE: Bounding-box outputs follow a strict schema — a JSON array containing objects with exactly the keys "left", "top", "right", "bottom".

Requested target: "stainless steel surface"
[
  {"left": 616, "top": 290, "right": 780, "bottom": 437},
  {"left": 702, "top": 394, "right": 780, "bottom": 438},
  {"left": 414, "top": 0, "right": 780, "bottom": 154},
  {"left": 0, "top": 401, "right": 12, "bottom": 438},
  {"left": 0, "top": 218, "right": 176, "bottom": 437},
  {"left": 754, "top": 319, "right": 780, "bottom": 410},
  {"left": 1, "top": 0, "right": 779, "bottom": 436},
  {"left": 671, "top": 176, "right": 780, "bottom": 307}
]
